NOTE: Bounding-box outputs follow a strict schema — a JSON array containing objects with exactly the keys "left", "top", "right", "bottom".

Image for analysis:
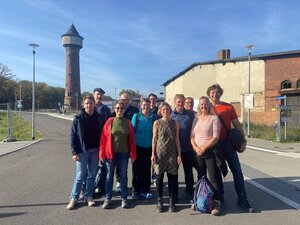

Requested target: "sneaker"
[
  {"left": 141, "top": 193, "right": 153, "bottom": 200},
  {"left": 237, "top": 199, "right": 254, "bottom": 212},
  {"left": 211, "top": 200, "right": 221, "bottom": 216},
  {"left": 66, "top": 199, "right": 77, "bottom": 210},
  {"left": 121, "top": 199, "right": 128, "bottom": 208},
  {"left": 157, "top": 199, "right": 163, "bottom": 213},
  {"left": 131, "top": 192, "right": 140, "bottom": 200},
  {"left": 85, "top": 197, "right": 96, "bottom": 207},
  {"left": 102, "top": 199, "right": 111, "bottom": 209},
  {"left": 115, "top": 182, "right": 121, "bottom": 193}
]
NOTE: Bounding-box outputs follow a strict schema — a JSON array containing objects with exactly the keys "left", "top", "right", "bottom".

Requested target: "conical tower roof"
[{"left": 61, "top": 24, "right": 83, "bottom": 39}]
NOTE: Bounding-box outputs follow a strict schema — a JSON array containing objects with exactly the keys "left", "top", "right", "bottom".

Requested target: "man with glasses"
[{"left": 184, "top": 97, "right": 197, "bottom": 115}]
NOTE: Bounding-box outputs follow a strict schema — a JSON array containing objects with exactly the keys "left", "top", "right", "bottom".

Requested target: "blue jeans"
[
  {"left": 70, "top": 148, "right": 99, "bottom": 200},
  {"left": 220, "top": 140, "right": 247, "bottom": 200},
  {"left": 105, "top": 152, "right": 129, "bottom": 200}
]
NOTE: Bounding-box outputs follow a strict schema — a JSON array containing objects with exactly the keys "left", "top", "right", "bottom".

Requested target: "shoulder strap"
[
  {"left": 134, "top": 113, "right": 141, "bottom": 133},
  {"left": 211, "top": 105, "right": 229, "bottom": 131}
]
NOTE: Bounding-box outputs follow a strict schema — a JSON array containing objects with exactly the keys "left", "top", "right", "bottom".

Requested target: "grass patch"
[
  {"left": 0, "top": 112, "right": 43, "bottom": 141},
  {"left": 249, "top": 123, "right": 300, "bottom": 142}
]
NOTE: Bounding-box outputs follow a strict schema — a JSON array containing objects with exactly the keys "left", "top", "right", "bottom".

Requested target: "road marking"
[
  {"left": 46, "top": 113, "right": 74, "bottom": 121},
  {"left": 244, "top": 175, "right": 300, "bottom": 210},
  {"left": 247, "top": 146, "right": 300, "bottom": 159},
  {"left": 290, "top": 178, "right": 300, "bottom": 182}
]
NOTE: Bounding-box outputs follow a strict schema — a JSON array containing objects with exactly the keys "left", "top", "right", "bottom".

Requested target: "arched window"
[
  {"left": 281, "top": 80, "right": 292, "bottom": 89},
  {"left": 297, "top": 79, "right": 300, "bottom": 89}
]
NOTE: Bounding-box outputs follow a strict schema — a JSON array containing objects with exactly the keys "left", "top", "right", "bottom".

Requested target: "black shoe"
[
  {"left": 157, "top": 199, "right": 163, "bottom": 213},
  {"left": 237, "top": 199, "right": 254, "bottom": 212},
  {"left": 169, "top": 199, "right": 175, "bottom": 213}
]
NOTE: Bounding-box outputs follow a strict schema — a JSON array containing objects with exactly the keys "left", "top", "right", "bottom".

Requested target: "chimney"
[{"left": 217, "top": 49, "right": 230, "bottom": 60}]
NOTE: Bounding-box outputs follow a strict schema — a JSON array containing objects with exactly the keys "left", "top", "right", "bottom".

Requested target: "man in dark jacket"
[
  {"left": 67, "top": 95, "right": 104, "bottom": 210},
  {"left": 93, "top": 88, "right": 111, "bottom": 196}
]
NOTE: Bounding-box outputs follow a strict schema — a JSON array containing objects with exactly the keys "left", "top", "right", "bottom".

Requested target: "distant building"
[
  {"left": 163, "top": 49, "right": 300, "bottom": 127},
  {"left": 61, "top": 24, "right": 84, "bottom": 110}
]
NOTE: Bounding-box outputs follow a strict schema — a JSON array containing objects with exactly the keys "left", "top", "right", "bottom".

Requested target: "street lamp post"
[
  {"left": 19, "top": 85, "right": 22, "bottom": 119},
  {"left": 245, "top": 44, "right": 255, "bottom": 138},
  {"left": 74, "top": 93, "right": 78, "bottom": 113},
  {"left": 29, "top": 43, "right": 39, "bottom": 140}
]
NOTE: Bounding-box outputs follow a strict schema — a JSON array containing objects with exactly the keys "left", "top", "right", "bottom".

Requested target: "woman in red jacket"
[{"left": 99, "top": 101, "right": 136, "bottom": 209}]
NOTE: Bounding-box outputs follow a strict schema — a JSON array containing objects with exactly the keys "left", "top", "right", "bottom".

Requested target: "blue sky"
[{"left": 1, "top": 0, "right": 300, "bottom": 98}]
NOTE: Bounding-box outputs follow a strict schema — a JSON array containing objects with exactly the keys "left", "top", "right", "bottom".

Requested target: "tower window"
[
  {"left": 297, "top": 79, "right": 300, "bottom": 89},
  {"left": 281, "top": 80, "right": 292, "bottom": 89}
]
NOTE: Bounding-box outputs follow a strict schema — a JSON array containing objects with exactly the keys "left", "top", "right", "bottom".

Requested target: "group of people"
[{"left": 66, "top": 84, "right": 254, "bottom": 216}]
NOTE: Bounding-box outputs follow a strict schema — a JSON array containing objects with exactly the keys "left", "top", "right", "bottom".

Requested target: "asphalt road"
[{"left": 0, "top": 113, "right": 299, "bottom": 225}]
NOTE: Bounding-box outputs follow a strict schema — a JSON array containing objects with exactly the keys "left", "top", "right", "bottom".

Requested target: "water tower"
[{"left": 61, "top": 24, "right": 83, "bottom": 110}]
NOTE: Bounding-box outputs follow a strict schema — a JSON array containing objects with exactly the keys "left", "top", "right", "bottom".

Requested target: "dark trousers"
[
  {"left": 132, "top": 146, "right": 152, "bottom": 194},
  {"left": 156, "top": 173, "right": 177, "bottom": 200},
  {"left": 196, "top": 146, "right": 223, "bottom": 201},
  {"left": 174, "top": 151, "right": 200, "bottom": 199},
  {"left": 220, "top": 140, "right": 247, "bottom": 200},
  {"left": 116, "top": 164, "right": 120, "bottom": 183}
]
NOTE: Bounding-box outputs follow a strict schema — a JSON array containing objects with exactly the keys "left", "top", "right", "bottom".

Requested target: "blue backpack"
[{"left": 193, "top": 176, "right": 214, "bottom": 213}]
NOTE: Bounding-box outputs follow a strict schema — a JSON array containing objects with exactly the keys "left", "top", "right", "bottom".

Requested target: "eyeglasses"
[
  {"left": 121, "top": 99, "right": 130, "bottom": 101},
  {"left": 116, "top": 107, "right": 124, "bottom": 110},
  {"left": 185, "top": 102, "right": 193, "bottom": 104}
]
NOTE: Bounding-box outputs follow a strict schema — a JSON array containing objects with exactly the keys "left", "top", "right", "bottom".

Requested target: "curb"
[{"left": 0, "top": 138, "right": 44, "bottom": 157}]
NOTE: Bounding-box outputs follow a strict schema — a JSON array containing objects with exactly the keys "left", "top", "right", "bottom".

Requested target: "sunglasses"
[{"left": 116, "top": 107, "right": 124, "bottom": 110}]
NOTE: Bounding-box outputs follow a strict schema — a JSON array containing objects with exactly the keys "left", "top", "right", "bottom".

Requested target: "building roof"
[
  {"left": 61, "top": 24, "right": 84, "bottom": 39},
  {"left": 162, "top": 49, "right": 300, "bottom": 86}
]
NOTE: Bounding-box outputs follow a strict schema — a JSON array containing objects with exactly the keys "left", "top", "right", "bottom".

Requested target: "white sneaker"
[
  {"left": 66, "top": 199, "right": 77, "bottom": 210},
  {"left": 86, "top": 197, "right": 96, "bottom": 207},
  {"left": 121, "top": 199, "right": 128, "bottom": 208},
  {"left": 115, "top": 182, "right": 121, "bottom": 192},
  {"left": 102, "top": 199, "right": 111, "bottom": 209}
]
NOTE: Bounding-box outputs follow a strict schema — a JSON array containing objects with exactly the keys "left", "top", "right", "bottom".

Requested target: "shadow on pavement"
[
  {"left": 0, "top": 212, "right": 27, "bottom": 218},
  {"left": 0, "top": 202, "right": 67, "bottom": 209}
]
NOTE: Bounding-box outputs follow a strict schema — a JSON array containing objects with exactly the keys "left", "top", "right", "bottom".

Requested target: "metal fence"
[
  {"left": 0, "top": 103, "right": 16, "bottom": 141},
  {"left": 287, "top": 96, "right": 300, "bottom": 128}
]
